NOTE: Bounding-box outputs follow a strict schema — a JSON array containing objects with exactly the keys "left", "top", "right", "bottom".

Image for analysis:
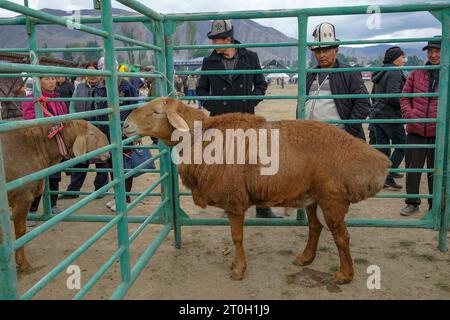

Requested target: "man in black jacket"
[
  {"left": 371, "top": 46, "right": 407, "bottom": 190},
  {"left": 196, "top": 20, "right": 280, "bottom": 219},
  {"left": 196, "top": 20, "right": 268, "bottom": 116},
  {"left": 56, "top": 76, "right": 75, "bottom": 109},
  {"left": 306, "top": 23, "right": 371, "bottom": 140}
]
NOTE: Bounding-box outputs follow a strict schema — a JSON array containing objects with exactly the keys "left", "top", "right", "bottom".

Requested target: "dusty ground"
[{"left": 12, "top": 84, "right": 450, "bottom": 299}]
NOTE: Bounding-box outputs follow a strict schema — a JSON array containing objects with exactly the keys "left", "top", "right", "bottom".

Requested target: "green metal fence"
[{"left": 0, "top": 0, "right": 449, "bottom": 299}]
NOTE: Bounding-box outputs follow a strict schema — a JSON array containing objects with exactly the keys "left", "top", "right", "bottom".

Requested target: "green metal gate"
[{"left": 0, "top": 0, "right": 449, "bottom": 299}]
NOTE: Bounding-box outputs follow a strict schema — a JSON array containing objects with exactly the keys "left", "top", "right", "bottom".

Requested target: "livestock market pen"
[{"left": 0, "top": 1, "right": 449, "bottom": 299}]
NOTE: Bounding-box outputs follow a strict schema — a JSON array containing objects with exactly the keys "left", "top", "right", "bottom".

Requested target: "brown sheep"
[
  {"left": 123, "top": 97, "right": 390, "bottom": 283},
  {"left": 1, "top": 120, "right": 110, "bottom": 272}
]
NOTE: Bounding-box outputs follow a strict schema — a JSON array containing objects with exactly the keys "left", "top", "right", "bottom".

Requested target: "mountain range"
[{"left": 0, "top": 8, "right": 428, "bottom": 66}]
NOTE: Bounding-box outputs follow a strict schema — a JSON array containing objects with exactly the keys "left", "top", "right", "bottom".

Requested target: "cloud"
[{"left": 0, "top": 0, "right": 445, "bottom": 43}]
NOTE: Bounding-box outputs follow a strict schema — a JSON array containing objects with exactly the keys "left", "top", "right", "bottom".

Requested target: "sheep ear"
[
  {"left": 167, "top": 110, "right": 189, "bottom": 132},
  {"left": 73, "top": 136, "right": 87, "bottom": 157}
]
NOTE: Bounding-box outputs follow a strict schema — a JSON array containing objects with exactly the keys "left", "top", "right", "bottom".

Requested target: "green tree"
[
  {"left": 41, "top": 42, "right": 53, "bottom": 58},
  {"left": 62, "top": 44, "right": 74, "bottom": 62},
  {"left": 367, "top": 54, "right": 384, "bottom": 67},
  {"left": 191, "top": 48, "right": 210, "bottom": 59},
  {"left": 405, "top": 55, "right": 424, "bottom": 66},
  {"left": 83, "top": 41, "right": 102, "bottom": 62},
  {"left": 120, "top": 25, "right": 136, "bottom": 65},
  {"left": 186, "top": 21, "right": 198, "bottom": 58}
]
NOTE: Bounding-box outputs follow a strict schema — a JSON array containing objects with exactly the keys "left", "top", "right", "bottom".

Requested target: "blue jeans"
[
  {"left": 187, "top": 89, "right": 196, "bottom": 104},
  {"left": 374, "top": 123, "right": 406, "bottom": 181}
]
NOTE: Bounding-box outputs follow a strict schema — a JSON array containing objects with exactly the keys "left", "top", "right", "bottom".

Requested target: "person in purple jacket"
[
  {"left": 21, "top": 77, "right": 68, "bottom": 220},
  {"left": 400, "top": 38, "right": 441, "bottom": 216}
]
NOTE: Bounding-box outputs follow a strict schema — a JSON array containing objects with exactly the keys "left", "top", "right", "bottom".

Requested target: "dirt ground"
[{"left": 14, "top": 84, "right": 450, "bottom": 299}]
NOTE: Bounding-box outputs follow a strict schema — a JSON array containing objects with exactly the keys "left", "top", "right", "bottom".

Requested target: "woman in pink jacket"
[
  {"left": 21, "top": 77, "right": 68, "bottom": 220},
  {"left": 400, "top": 39, "right": 440, "bottom": 216}
]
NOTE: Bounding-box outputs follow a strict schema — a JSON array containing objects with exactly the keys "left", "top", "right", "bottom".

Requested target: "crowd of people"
[
  {"left": 194, "top": 20, "right": 442, "bottom": 218},
  {"left": 20, "top": 19, "right": 442, "bottom": 223},
  {"left": 21, "top": 58, "right": 155, "bottom": 226}
]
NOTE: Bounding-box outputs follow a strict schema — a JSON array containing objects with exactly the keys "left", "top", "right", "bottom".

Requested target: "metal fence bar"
[
  {"left": 180, "top": 217, "right": 434, "bottom": 228},
  {"left": 0, "top": 61, "right": 112, "bottom": 76},
  {"left": 20, "top": 215, "right": 122, "bottom": 300},
  {"left": 13, "top": 179, "right": 120, "bottom": 251},
  {"left": 110, "top": 223, "right": 172, "bottom": 300},
  {"left": 27, "top": 213, "right": 164, "bottom": 224},
  {"left": 182, "top": 94, "right": 439, "bottom": 100},
  {"left": 174, "top": 36, "right": 442, "bottom": 50},
  {"left": 129, "top": 199, "right": 169, "bottom": 243},
  {"left": 0, "top": 108, "right": 112, "bottom": 133},
  {"left": 115, "top": 0, "right": 164, "bottom": 21},
  {"left": 437, "top": 11, "right": 450, "bottom": 251},
  {"left": 0, "top": 0, "right": 108, "bottom": 37},
  {"left": 6, "top": 144, "right": 115, "bottom": 192},
  {"left": 126, "top": 174, "right": 169, "bottom": 212},
  {"left": 124, "top": 151, "right": 166, "bottom": 180},
  {"left": 0, "top": 139, "right": 18, "bottom": 299},
  {"left": 164, "top": 3, "right": 450, "bottom": 21},
  {"left": 100, "top": 0, "right": 132, "bottom": 289},
  {"left": 73, "top": 246, "right": 126, "bottom": 300}
]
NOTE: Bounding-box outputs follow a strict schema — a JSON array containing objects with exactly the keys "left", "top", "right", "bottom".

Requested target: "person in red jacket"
[
  {"left": 21, "top": 77, "right": 68, "bottom": 222},
  {"left": 400, "top": 38, "right": 441, "bottom": 216}
]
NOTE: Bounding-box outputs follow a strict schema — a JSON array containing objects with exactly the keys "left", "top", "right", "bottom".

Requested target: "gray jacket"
[{"left": 70, "top": 80, "right": 105, "bottom": 116}]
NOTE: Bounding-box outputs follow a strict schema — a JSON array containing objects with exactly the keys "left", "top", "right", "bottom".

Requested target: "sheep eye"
[{"left": 88, "top": 131, "right": 95, "bottom": 136}]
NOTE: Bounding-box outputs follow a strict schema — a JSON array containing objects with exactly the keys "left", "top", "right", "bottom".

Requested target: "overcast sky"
[{"left": 0, "top": 0, "right": 445, "bottom": 42}]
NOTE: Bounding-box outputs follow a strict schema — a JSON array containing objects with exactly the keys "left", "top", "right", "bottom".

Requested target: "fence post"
[
  {"left": 296, "top": 14, "right": 308, "bottom": 223},
  {"left": 163, "top": 19, "right": 183, "bottom": 249},
  {"left": 100, "top": 0, "right": 132, "bottom": 285},
  {"left": 0, "top": 140, "right": 18, "bottom": 299},
  {"left": 24, "top": 0, "right": 53, "bottom": 219},
  {"left": 438, "top": 10, "right": 450, "bottom": 252}
]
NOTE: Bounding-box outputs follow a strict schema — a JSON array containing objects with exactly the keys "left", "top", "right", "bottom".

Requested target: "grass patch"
[
  {"left": 413, "top": 253, "right": 437, "bottom": 262},
  {"left": 277, "top": 249, "right": 294, "bottom": 256},
  {"left": 385, "top": 252, "right": 400, "bottom": 259},
  {"left": 435, "top": 282, "right": 450, "bottom": 292},
  {"left": 354, "top": 257, "right": 369, "bottom": 265},
  {"left": 328, "top": 265, "right": 339, "bottom": 273},
  {"left": 285, "top": 275, "right": 297, "bottom": 285},
  {"left": 281, "top": 290, "right": 293, "bottom": 297},
  {"left": 398, "top": 241, "right": 416, "bottom": 248}
]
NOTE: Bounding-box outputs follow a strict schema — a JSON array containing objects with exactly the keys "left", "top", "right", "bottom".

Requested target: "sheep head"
[{"left": 123, "top": 97, "right": 205, "bottom": 146}]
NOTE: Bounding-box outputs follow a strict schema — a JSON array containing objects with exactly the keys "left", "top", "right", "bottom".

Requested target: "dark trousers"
[
  {"left": 187, "top": 89, "right": 196, "bottom": 104},
  {"left": 405, "top": 134, "right": 435, "bottom": 207},
  {"left": 374, "top": 123, "right": 406, "bottom": 181},
  {"left": 107, "top": 158, "right": 133, "bottom": 203},
  {"left": 30, "top": 177, "right": 60, "bottom": 212},
  {"left": 67, "top": 161, "right": 109, "bottom": 192}
]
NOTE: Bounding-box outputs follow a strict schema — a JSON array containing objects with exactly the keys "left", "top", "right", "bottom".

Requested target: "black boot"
[{"left": 255, "top": 207, "right": 283, "bottom": 218}]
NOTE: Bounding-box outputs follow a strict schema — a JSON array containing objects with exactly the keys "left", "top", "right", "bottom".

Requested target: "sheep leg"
[
  {"left": 329, "top": 221, "right": 353, "bottom": 284},
  {"left": 294, "top": 204, "right": 322, "bottom": 266},
  {"left": 13, "top": 202, "right": 31, "bottom": 272},
  {"left": 227, "top": 211, "right": 246, "bottom": 280}
]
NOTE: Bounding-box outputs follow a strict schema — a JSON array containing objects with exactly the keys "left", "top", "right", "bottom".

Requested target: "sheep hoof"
[
  {"left": 230, "top": 270, "right": 245, "bottom": 281},
  {"left": 16, "top": 262, "right": 31, "bottom": 273},
  {"left": 293, "top": 253, "right": 315, "bottom": 266},
  {"left": 333, "top": 271, "right": 353, "bottom": 284}
]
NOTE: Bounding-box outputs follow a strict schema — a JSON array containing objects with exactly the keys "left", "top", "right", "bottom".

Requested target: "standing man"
[
  {"left": 187, "top": 75, "right": 198, "bottom": 105},
  {"left": 400, "top": 38, "right": 441, "bottom": 216},
  {"left": 56, "top": 76, "right": 74, "bottom": 109},
  {"left": 306, "top": 22, "right": 371, "bottom": 140},
  {"left": 196, "top": 20, "right": 281, "bottom": 219},
  {"left": 371, "top": 46, "right": 407, "bottom": 190}
]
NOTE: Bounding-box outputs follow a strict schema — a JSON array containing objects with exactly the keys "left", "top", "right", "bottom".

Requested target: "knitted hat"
[
  {"left": 383, "top": 46, "right": 405, "bottom": 64},
  {"left": 207, "top": 20, "right": 234, "bottom": 40}
]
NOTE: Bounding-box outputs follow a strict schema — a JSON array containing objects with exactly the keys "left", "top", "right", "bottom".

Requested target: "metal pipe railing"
[{"left": 0, "top": 0, "right": 108, "bottom": 37}]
